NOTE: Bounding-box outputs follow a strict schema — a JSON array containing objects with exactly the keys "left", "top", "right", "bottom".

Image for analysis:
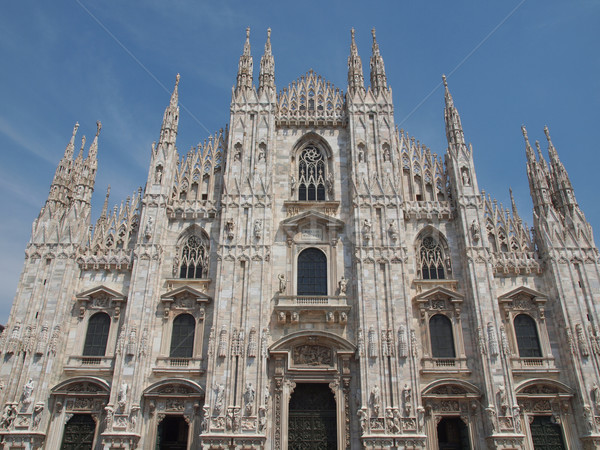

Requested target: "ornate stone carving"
[{"left": 293, "top": 345, "right": 332, "bottom": 366}]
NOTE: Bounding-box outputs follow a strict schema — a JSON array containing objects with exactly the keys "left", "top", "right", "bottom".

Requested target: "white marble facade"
[{"left": 0, "top": 28, "right": 599, "bottom": 450}]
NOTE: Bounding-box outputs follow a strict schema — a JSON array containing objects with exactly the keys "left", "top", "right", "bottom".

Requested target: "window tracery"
[
  {"left": 417, "top": 236, "right": 449, "bottom": 280},
  {"left": 298, "top": 146, "right": 326, "bottom": 201},
  {"left": 178, "top": 235, "right": 208, "bottom": 279}
]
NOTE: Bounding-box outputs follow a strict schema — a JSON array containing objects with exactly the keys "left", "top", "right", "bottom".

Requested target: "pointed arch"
[
  {"left": 415, "top": 226, "right": 452, "bottom": 280},
  {"left": 176, "top": 225, "right": 210, "bottom": 279}
]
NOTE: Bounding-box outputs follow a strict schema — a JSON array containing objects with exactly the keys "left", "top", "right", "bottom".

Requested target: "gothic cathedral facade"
[{"left": 1, "top": 28, "right": 599, "bottom": 450}]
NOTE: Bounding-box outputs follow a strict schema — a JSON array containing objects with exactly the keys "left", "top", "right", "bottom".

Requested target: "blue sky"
[{"left": 0, "top": 1, "right": 598, "bottom": 323}]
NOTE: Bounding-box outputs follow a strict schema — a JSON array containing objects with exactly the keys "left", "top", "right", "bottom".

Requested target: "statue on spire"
[
  {"left": 258, "top": 28, "right": 275, "bottom": 96},
  {"left": 236, "top": 27, "right": 254, "bottom": 92},
  {"left": 369, "top": 28, "right": 387, "bottom": 94},
  {"left": 348, "top": 28, "right": 365, "bottom": 95}
]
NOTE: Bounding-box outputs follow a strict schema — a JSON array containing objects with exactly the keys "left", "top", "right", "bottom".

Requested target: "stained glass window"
[{"left": 298, "top": 146, "right": 326, "bottom": 201}]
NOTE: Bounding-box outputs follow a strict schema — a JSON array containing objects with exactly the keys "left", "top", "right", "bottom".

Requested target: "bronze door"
[
  {"left": 530, "top": 416, "right": 566, "bottom": 450},
  {"left": 289, "top": 383, "right": 337, "bottom": 450},
  {"left": 60, "top": 414, "right": 96, "bottom": 450}
]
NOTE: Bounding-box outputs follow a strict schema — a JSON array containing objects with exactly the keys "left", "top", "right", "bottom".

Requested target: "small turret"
[
  {"left": 258, "top": 28, "right": 275, "bottom": 97},
  {"left": 348, "top": 28, "right": 365, "bottom": 95},
  {"left": 369, "top": 28, "right": 387, "bottom": 94},
  {"left": 236, "top": 27, "right": 254, "bottom": 93}
]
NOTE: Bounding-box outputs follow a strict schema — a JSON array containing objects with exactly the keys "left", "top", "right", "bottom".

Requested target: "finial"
[
  {"left": 371, "top": 27, "right": 376, "bottom": 40},
  {"left": 521, "top": 125, "right": 529, "bottom": 141},
  {"left": 535, "top": 140, "right": 544, "bottom": 158},
  {"left": 175, "top": 73, "right": 180, "bottom": 86},
  {"left": 351, "top": 28, "right": 355, "bottom": 40},
  {"left": 246, "top": 27, "right": 250, "bottom": 39},
  {"left": 442, "top": 74, "right": 448, "bottom": 88},
  {"left": 267, "top": 28, "right": 271, "bottom": 39},
  {"left": 543, "top": 125, "right": 553, "bottom": 146},
  {"left": 79, "top": 136, "right": 86, "bottom": 155},
  {"left": 72, "top": 122, "right": 80, "bottom": 137},
  {"left": 96, "top": 121, "right": 102, "bottom": 136}
]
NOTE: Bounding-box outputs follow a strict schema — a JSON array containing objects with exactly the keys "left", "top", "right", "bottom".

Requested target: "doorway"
[
  {"left": 530, "top": 416, "right": 566, "bottom": 450},
  {"left": 288, "top": 383, "right": 337, "bottom": 450},
  {"left": 437, "top": 417, "right": 470, "bottom": 450},
  {"left": 60, "top": 414, "right": 96, "bottom": 450},
  {"left": 156, "top": 415, "right": 189, "bottom": 450}
]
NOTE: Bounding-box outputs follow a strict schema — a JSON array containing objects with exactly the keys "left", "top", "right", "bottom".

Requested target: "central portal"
[{"left": 288, "top": 383, "right": 337, "bottom": 450}]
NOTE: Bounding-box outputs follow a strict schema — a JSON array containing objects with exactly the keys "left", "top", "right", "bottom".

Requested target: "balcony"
[
  {"left": 510, "top": 356, "right": 558, "bottom": 374},
  {"left": 420, "top": 357, "right": 470, "bottom": 374},
  {"left": 274, "top": 295, "right": 350, "bottom": 325},
  {"left": 152, "top": 357, "right": 204, "bottom": 375},
  {"left": 64, "top": 356, "right": 115, "bottom": 374}
]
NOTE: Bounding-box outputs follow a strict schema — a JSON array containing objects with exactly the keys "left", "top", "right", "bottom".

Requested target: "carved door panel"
[
  {"left": 288, "top": 383, "right": 337, "bottom": 450},
  {"left": 60, "top": 414, "right": 96, "bottom": 450},
  {"left": 530, "top": 416, "right": 566, "bottom": 450}
]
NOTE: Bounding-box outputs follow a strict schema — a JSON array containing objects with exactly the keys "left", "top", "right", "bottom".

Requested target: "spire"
[
  {"left": 369, "top": 28, "right": 387, "bottom": 94},
  {"left": 443, "top": 75, "right": 467, "bottom": 154},
  {"left": 534, "top": 140, "right": 549, "bottom": 175},
  {"left": 544, "top": 125, "right": 577, "bottom": 211},
  {"left": 64, "top": 122, "right": 79, "bottom": 159},
  {"left": 509, "top": 187, "right": 521, "bottom": 222},
  {"left": 87, "top": 121, "right": 101, "bottom": 161},
  {"left": 236, "top": 27, "right": 254, "bottom": 92},
  {"left": 75, "top": 135, "right": 86, "bottom": 164},
  {"left": 170, "top": 73, "right": 180, "bottom": 107},
  {"left": 159, "top": 74, "right": 180, "bottom": 145},
  {"left": 258, "top": 28, "right": 275, "bottom": 96},
  {"left": 521, "top": 125, "right": 535, "bottom": 163},
  {"left": 523, "top": 125, "right": 553, "bottom": 211},
  {"left": 348, "top": 28, "right": 365, "bottom": 95},
  {"left": 100, "top": 185, "right": 110, "bottom": 221}
]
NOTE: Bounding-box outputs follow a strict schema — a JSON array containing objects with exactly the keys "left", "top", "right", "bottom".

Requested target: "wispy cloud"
[{"left": 0, "top": 117, "right": 59, "bottom": 165}]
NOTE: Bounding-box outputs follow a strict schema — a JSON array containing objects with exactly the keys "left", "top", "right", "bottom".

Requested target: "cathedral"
[{"left": 0, "top": 27, "right": 599, "bottom": 450}]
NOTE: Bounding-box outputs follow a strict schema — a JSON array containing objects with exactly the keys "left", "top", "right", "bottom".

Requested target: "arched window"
[
  {"left": 429, "top": 314, "right": 455, "bottom": 358},
  {"left": 297, "top": 248, "right": 327, "bottom": 295},
  {"left": 179, "top": 235, "right": 207, "bottom": 279},
  {"left": 514, "top": 314, "right": 542, "bottom": 357},
  {"left": 83, "top": 312, "right": 110, "bottom": 356},
  {"left": 298, "top": 146, "right": 326, "bottom": 201},
  {"left": 170, "top": 314, "right": 195, "bottom": 358},
  {"left": 418, "top": 236, "right": 446, "bottom": 280}
]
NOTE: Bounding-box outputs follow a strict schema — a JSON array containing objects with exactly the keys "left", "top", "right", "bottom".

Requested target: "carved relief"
[{"left": 292, "top": 345, "right": 332, "bottom": 366}]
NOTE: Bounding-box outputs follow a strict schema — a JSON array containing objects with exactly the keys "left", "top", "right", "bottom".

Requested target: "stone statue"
[
  {"left": 388, "top": 220, "right": 398, "bottom": 241},
  {"left": 338, "top": 276, "right": 348, "bottom": 295},
  {"left": 470, "top": 220, "right": 480, "bottom": 243},
  {"left": 371, "top": 385, "right": 381, "bottom": 416},
  {"left": 402, "top": 384, "right": 412, "bottom": 416},
  {"left": 358, "top": 407, "right": 368, "bottom": 435},
  {"left": 278, "top": 273, "right": 286, "bottom": 294},
  {"left": 21, "top": 378, "right": 34, "bottom": 406},
  {"left": 244, "top": 382, "right": 255, "bottom": 414},
  {"left": 214, "top": 383, "right": 225, "bottom": 415},
  {"left": 498, "top": 384, "right": 508, "bottom": 415},
  {"left": 144, "top": 217, "right": 153, "bottom": 240},
  {"left": 32, "top": 403, "right": 44, "bottom": 430},
  {"left": 118, "top": 382, "right": 128, "bottom": 409},
  {"left": 0, "top": 404, "right": 17, "bottom": 430},
  {"left": 462, "top": 168, "right": 471, "bottom": 186},
  {"left": 225, "top": 219, "right": 235, "bottom": 240},
  {"left": 253, "top": 220, "right": 262, "bottom": 240},
  {"left": 290, "top": 175, "right": 296, "bottom": 193},
  {"left": 154, "top": 165, "right": 163, "bottom": 184},
  {"left": 592, "top": 383, "right": 600, "bottom": 412}
]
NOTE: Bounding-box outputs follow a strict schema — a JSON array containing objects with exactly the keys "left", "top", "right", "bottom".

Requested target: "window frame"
[
  {"left": 83, "top": 312, "right": 111, "bottom": 357},
  {"left": 169, "top": 313, "right": 196, "bottom": 358},
  {"left": 297, "top": 247, "right": 328, "bottom": 296}
]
